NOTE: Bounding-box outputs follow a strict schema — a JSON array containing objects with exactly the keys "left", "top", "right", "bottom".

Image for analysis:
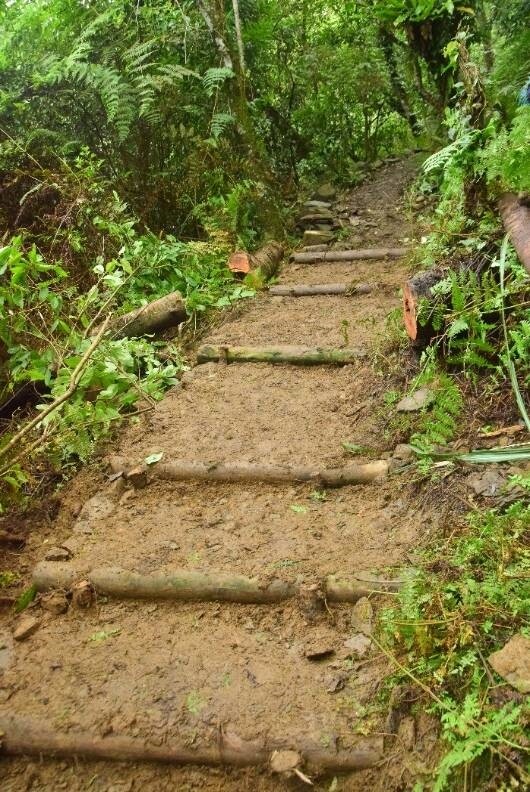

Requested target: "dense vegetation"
[{"left": 0, "top": 0, "right": 529, "bottom": 788}]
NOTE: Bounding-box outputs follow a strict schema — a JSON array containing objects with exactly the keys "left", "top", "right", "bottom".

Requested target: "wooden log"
[
  {"left": 269, "top": 283, "right": 373, "bottom": 297},
  {"left": 96, "top": 291, "right": 187, "bottom": 339},
  {"left": 196, "top": 344, "right": 364, "bottom": 366},
  {"left": 109, "top": 457, "right": 389, "bottom": 487},
  {"left": 249, "top": 241, "right": 284, "bottom": 280},
  {"left": 33, "top": 564, "right": 297, "bottom": 604},
  {"left": 499, "top": 193, "right": 530, "bottom": 276},
  {"left": 0, "top": 715, "right": 382, "bottom": 771},
  {"left": 33, "top": 563, "right": 403, "bottom": 604},
  {"left": 292, "top": 247, "right": 408, "bottom": 264}
]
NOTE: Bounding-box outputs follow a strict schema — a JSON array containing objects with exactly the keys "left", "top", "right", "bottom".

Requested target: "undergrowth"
[{"left": 381, "top": 503, "right": 530, "bottom": 790}]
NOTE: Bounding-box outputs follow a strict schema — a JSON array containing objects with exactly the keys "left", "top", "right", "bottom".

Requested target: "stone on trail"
[
  {"left": 313, "top": 182, "right": 337, "bottom": 201},
  {"left": 303, "top": 200, "right": 332, "bottom": 210},
  {"left": 396, "top": 387, "right": 435, "bottom": 412},
  {"left": 44, "top": 546, "right": 71, "bottom": 562},
  {"left": 343, "top": 634, "right": 372, "bottom": 658},
  {"left": 13, "top": 615, "right": 40, "bottom": 642},
  {"left": 270, "top": 749, "right": 301, "bottom": 774},
  {"left": 303, "top": 229, "right": 334, "bottom": 246},
  {"left": 489, "top": 634, "right": 530, "bottom": 693},
  {"left": 350, "top": 597, "right": 374, "bottom": 636}
]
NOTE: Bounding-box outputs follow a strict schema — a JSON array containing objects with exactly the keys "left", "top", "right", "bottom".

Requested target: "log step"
[
  {"left": 292, "top": 247, "right": 409, "bottom": 264},
  {"left": 33, "top": 563, "right": 404, "bottom": 604},
  {"left": 269, "top": 282, "right": 373, "bottom": 297},
  {"left": 196, "top": 344, "right": 364, "bottom": 366},
  {"left": 0, "top": 715, "right": 383, "bottom": 772},
  {"left": 108, "top": 457, "right": 389, "bottom": 487}
]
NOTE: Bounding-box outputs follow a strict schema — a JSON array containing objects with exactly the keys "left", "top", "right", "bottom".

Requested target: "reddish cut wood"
[{"left": 499, "top": 193, "right": 530, "bottom": 275}]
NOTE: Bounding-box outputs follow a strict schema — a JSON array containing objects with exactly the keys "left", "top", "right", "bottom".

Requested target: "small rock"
[
  {"left": 351, "top": 597, "right": 374, "bottom": 636},
  {"left": 126, "top": 466, "right": 148, "bottom": 489},
  {"left": 489, "top": 634, "right": 530, "bottom": 693},
  {"left": 303, "top": 229, "right": 334, "bottom": 246},
  {"left": 305, "top": 642, "right": 335, "bottom": 661},
  {"left": 74, "top": 494, "right": 116, "bottom": 535},
  {"left": 44, "top": 546, "right": 71, "bottom": 562},
  {"left": 313, "top": 182, "right": 337, "bottom": 201},
  {"left": 270, "top": 749, "right": 301, "bottom": 774},
  {"left": 343, "top": 633, "right": 372, "bottom": 658},
  {"left": 467, "top": 469, "right": 506, "bottom": 498},
  {"left": 13, "top": 615, "right": 40, "bottom": 642},
  {"left": 71, "top": 580, "right": 96, "bottom": 609},
  {"left": 397, "top": 716, "right": 416, "bottom": 751},
  {"left": 396, "top": 387, "right": 435, "bottom": 412},
  {"left": 326, "top": 672, "right": 349, "bottom": 693},
  {"left": 41, "top": 591, "right": 69, "bottom": 615},
  {"left": 393, "top": 444, "right": 415, "bottom": 462}
]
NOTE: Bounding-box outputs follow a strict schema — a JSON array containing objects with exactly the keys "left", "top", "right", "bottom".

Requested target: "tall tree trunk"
[{"left": 231, "top": 0, "right": 246, "bottom": 76}]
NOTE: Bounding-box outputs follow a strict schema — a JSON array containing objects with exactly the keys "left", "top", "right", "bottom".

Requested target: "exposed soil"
[{"left": 1, "top": 158, "right": 446, "bottom": 791}]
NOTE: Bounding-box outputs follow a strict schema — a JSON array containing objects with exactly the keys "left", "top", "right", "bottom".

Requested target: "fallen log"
[
  {"left": 269, "top": 283, "right": 373, "bottom": 297},
  {"left": 292, "top": 247, "right": 408, "bottom": 264},
  {"left": 109, "top": 457, "right": 388, "bottom": 487},
  {"left": 0, "top": 715, "right": 382, "bottom": 771},
  {"left": 499, "top": 193, "right": 530, "bottom": 276},
  {"left": 249, "top": 241, "right": 284, "bottom": 280},
  {"left": 196, "top": 344, "right": 364, "bottom": 366},
  {"left": 95, "top": 291, "right": 187, "bottom": 340},
  {"left": 33, "top": 563, "right": 402, "bottom": 604}
]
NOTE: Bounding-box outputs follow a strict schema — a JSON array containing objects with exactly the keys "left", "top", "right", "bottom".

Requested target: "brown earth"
[{"left": 1, "top": 158, "right": 445, "bottom": 791}]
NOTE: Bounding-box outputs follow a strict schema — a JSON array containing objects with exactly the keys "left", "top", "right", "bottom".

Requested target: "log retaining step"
[
  {"left": 109, "top": 457, "right": 389, "bottom": 487},
  {"left": 269, "top": 283, "right": 374, "bottom": 297},
  {"left": 292, "top": 247, "right": 409, "bottom": 264},
  {"left": 196, "top": 344, "right": 364, "bottom": 366},
  {"left": 0, "top": 715, "right": 383, "bottom": 771},
  {"left": 33, "top": 563, "right": 404, "bottom": 604}
]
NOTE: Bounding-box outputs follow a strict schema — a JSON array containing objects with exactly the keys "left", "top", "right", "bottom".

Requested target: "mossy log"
[
  {"left": 499, "top": 193, "right": 530, "bottom": 276},
  {"left": 292, "top": 247, "right": 408, "bottom": 264},
  {"left": 269, "top": 283, "right": 373, "bottom": 297},
  {"left": 108, "top": 456, "right": 389, "bottom": 487},
  {"left": 95, "top": 291, "right": 187, "bottom": 339},
  {"left": 249, "top": 241, "right": 284, "bottom": 280},
  {"left": 0, "top": 715, "right": 382, "bottom": 771},
  {"left": 33, "top": 563, "right": 403, "bottom": 604},
  {"left": 196, "top": 344, "right": 363, "bottom": 365}
]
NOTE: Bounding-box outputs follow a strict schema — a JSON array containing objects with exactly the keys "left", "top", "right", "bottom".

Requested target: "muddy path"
[{"left": 1, "top": 158, "right": 441, "bottom": 791}]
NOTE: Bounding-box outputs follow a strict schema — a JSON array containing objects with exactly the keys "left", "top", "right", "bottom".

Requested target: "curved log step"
[{"left": 33, "top": 563, "right": 404, "bottom": 604}]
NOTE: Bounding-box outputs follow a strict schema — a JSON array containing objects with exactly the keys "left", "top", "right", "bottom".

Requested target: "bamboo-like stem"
[{"left": 269, "top": 283, "right": 373, "bottom": 297}]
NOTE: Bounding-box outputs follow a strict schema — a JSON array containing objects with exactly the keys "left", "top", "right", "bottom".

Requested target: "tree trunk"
[
  {"left": 94, "top": 292, "right": 187, "bottom": 339},
  {"left": 196, "top": 344, "right": 364, "bottom": 366},
  {"left": 249, "top": 241, "right": 284, "bottom": 280},
  {"left": 109, "top": 456, "right": 389, "bottom": 487},
  {"left": 402, "top": 269, "right": 445, "bottom": 342}
]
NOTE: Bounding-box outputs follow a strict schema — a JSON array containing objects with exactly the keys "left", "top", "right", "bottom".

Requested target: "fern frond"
[{"left": 203, "top": 67, "right": 234, "bottom": 97}]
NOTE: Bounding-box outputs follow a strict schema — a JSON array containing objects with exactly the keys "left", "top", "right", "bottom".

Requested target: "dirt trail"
[{"left": 1, "top": 159, "right": 440, "bottom": 791}]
